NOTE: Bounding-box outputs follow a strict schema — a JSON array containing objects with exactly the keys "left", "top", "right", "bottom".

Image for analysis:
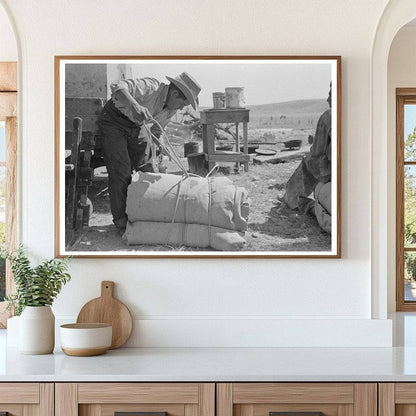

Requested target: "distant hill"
[
  {"left": 173, "top": 99, "right": 330, "bottom": 130},
  {"left": 247, "top": 99, "right": 329, "bottom": 129},
  {"left": 247, "top": 99, "right": 329, "bottom": 115}
]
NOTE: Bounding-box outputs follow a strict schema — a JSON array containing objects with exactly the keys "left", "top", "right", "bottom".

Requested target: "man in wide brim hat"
[
  {"left": 165, "top": 72, "right": 200, "bottom": 110},
  {"left": 98, "top": 71, "right": 202, "bottom": 234}
]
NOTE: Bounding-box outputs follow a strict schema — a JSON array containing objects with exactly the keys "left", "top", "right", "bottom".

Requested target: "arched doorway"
[{"left": 371, "top": 0, "right": 416, "bottom": 319}]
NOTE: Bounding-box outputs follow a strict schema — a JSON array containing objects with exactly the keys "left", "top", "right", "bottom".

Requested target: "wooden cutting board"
[{"left": 76, "top": 281, "right": 133, "bottom": 349}]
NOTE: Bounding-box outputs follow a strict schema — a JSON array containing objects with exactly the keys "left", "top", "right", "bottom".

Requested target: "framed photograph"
[{"left": 55, "top": 56, "right": 341, "bottom": 258}]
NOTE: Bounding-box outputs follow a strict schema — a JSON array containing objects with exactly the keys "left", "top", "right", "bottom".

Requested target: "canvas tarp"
[
  {"left": 126, "top": 172, "right": 249, "bottom": 231},
  {"left": 314, "top": 181, "right": 331, "bottom": 233},
  {"left": 124, "top": 221, "right": 246, "bottom": 251}
]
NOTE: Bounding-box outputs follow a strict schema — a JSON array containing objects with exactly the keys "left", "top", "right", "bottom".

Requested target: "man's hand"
[
  {"left": 113, "top": 88, "right": 152, "bottom": 124},
  {"left": 131, "top": 101, "right": 152, "bottom": 124}
]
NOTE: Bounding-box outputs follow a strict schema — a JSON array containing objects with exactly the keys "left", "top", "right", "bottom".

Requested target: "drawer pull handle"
[
  {"left": 115, "top": 412, "right": 168, "bottom": 416},
  {"left": 270, "top": 413, "right": 324, "bottom": 416}
]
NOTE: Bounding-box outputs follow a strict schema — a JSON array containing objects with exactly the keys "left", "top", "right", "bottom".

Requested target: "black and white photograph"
[{"left": 56, "top": 56, "right": 340, "bottom": 257}]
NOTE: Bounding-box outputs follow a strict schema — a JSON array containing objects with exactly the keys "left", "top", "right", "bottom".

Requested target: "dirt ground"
[
  {"left": 69, "top": 129, "right": 331, "bottom": 253},
  {"left": 232, "top": 160, "right": 330, "bottom": 252}
]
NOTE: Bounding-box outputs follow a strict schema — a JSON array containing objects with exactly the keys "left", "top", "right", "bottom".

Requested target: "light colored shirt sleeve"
[
  {"left": 110, "top": 77, "right": 174, "bottom": 127},
  {"left": 110, "top": 78, "right": 160, "bottom": 103}
]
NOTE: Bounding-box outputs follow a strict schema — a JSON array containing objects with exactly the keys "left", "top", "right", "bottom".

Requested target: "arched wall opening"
[
  {"left": 371, "top": 0, "right": 416, "bottom": 319},
  {"left": 387, "top": 19, "right": 416, "bottom": 313}
]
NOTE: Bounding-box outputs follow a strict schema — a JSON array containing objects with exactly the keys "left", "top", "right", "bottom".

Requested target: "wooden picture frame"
[{"left": 55, "top": 56, "right": 341, "bottom": 258}]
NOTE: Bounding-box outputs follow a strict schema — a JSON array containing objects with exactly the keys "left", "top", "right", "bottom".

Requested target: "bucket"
[
  {"left": 225, "top": 87, "right": 245, "bottom": 108},
  {"left": 187, "top": 152, "right": 207, "bottom": 175},
  {"left": 212, "top": 92, "right": 226, "bottom": 109},
  {"left": 184, "top": 141, "right": 199, "bottom": 157}
]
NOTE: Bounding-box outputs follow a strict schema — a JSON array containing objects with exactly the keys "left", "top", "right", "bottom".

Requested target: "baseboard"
[{"left": 56, "top": 317, "right": 392, "bottom": 347}]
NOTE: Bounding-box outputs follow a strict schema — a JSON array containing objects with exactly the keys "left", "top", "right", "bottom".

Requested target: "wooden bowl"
[
  {"left": 60, "top": 323, "right": 112, "bottom": 357},
  {"left": 255, "top": 148, "right": 277, "bottom": 156}
]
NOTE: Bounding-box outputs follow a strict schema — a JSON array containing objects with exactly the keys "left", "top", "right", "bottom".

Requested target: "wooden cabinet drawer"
[
  {"left": 217, "top": 383, "right": 377, "bottom": 416},
  {"left": 0, "top": 383, "right": 53, "bottom": 415},
  {"left": 379, "top": 383, "right": 416, "bottom": 416},
  {"left": 56, "top": 383, "right": 215, "bottom": 416}
]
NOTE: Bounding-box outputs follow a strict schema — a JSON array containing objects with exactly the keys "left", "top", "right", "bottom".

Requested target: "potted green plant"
[{"left": 1, "top": 245, "right": 71, "bottom": 354}]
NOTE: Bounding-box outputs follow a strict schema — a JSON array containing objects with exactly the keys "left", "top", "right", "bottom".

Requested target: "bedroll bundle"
[
  {"left": 314, "top": 181, "right": 331, "bottom": 234},
  {"left": 124, "top": 172, "right": 250, "bottom": 251}
]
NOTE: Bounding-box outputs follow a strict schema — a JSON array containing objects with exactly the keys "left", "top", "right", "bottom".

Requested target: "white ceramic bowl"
[{"left": 60, "top": 323, "right": 112, "bottom": 356}]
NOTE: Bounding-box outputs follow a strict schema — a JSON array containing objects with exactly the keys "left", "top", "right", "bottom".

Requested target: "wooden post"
[
  {"left": 200, "top": 383, "right": 215, "bottom": 416},
  {"left": 0, "top": 93, "right": 17, "bottom": 119},
  {"left": 379, "top": 383, "right": 395, "bottom": 416},
  {"left": 39, "top": 383, "right": 55, "bottom": 416},
  {"left": 354, "top": 383, "right": 377, "bottom": 416},
  {"left": 235, "top": 122, "right": 240, "bottom": 170},
  {"left": 5, "top": 116, "right": 17, "bottom": 295},
  {"left": 65, "top": 117, "right": 82, "bottom": 248},
  {"left": 0, "top": 114, "right": 17, "bottom": 328},
  {"left": 203, "top": 124, "right": 216, "bottom": 171},
  {"left": 0, "top": 62, "right": 17, "bottom": 329},
  {"left": 243, "top": 121, "right": 248, "bottom": 172},
  {"left": 55, "top": 383, "right": 78, "bottom": 416},
  {"left": 217, "top": 384, "right": 233, "bottom": 416},
  {"left": 0, "top": 62, "right": 17, "bottom": 92}
]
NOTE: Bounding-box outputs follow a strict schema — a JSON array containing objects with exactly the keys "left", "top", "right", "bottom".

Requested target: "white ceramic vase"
[{"left": 19, "top": 305, "right": 55, "bottom": 354}]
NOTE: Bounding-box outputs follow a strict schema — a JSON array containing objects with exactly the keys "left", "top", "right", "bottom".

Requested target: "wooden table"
[{"left": 200, "top": 108, "right": 250, "bottom": 172}]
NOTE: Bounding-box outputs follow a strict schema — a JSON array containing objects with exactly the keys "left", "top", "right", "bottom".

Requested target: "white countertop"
[{"left": 2, "top": 327, "right": 416, "bottom": 382}]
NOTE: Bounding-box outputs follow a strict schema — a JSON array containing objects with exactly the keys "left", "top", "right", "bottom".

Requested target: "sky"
[
  {"left": 405, "top": 104, "right": 416, "bottom": 139},
  {"left": 0, "top": 122, "right": 4, "bottom": 161},
  {"left": 67, "top": 59, "right": 334, "bottom": 107},
  {"left": 128, "top": 60, "right": 332, "bottom": 107}
]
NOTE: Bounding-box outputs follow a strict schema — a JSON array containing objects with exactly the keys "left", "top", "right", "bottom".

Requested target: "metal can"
[
  {"left": 225, "top": 87, "right": 245, "bottom": 108},
  {"left": 212, "top": 92, "right": 226, "bottom": 109}
]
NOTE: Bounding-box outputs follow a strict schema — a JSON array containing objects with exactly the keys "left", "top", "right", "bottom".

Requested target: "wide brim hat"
[{"left": 166, "top": 72, "right": 201, "bottom": 110}]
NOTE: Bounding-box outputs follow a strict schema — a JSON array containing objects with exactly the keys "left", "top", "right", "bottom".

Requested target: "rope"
[
  {"left": 143, "top": 116, "right": 220, "bottom": 179},
  {"left": 206, "top": 165, "right": 219, "bottom": 177},
  {"left": 181, "top": 178, "right": 189, "bottom": 245},
  {"left": 163, "top": 173, "right": 215, "bottom": 249},
  {"left": 142, "top": 118, "right": 189, "bottom": 176},
  {"left": 207, "top": 176, "right": 213, "bottom": 248},
  {"left": 165, "top": 174, "right": 188, "bottom": 244},
  {"left": 142, "top": 117, "right": 219, "bottom": 249}
]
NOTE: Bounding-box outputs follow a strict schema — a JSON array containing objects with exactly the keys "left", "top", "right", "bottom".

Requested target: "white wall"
[
  {"left": 0, "top": 3, "right": 17, "bottom": 61},
  {"left": 0, "top": 0, "right": 394, "bottom": 346},
  {"left": 387, "top": 25, "right": 416, "bottom": 312}
]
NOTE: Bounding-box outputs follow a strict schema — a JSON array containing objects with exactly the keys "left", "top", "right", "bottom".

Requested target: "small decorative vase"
[{"left": 19, "top": 306, "right": 55, "bottom": 354}]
